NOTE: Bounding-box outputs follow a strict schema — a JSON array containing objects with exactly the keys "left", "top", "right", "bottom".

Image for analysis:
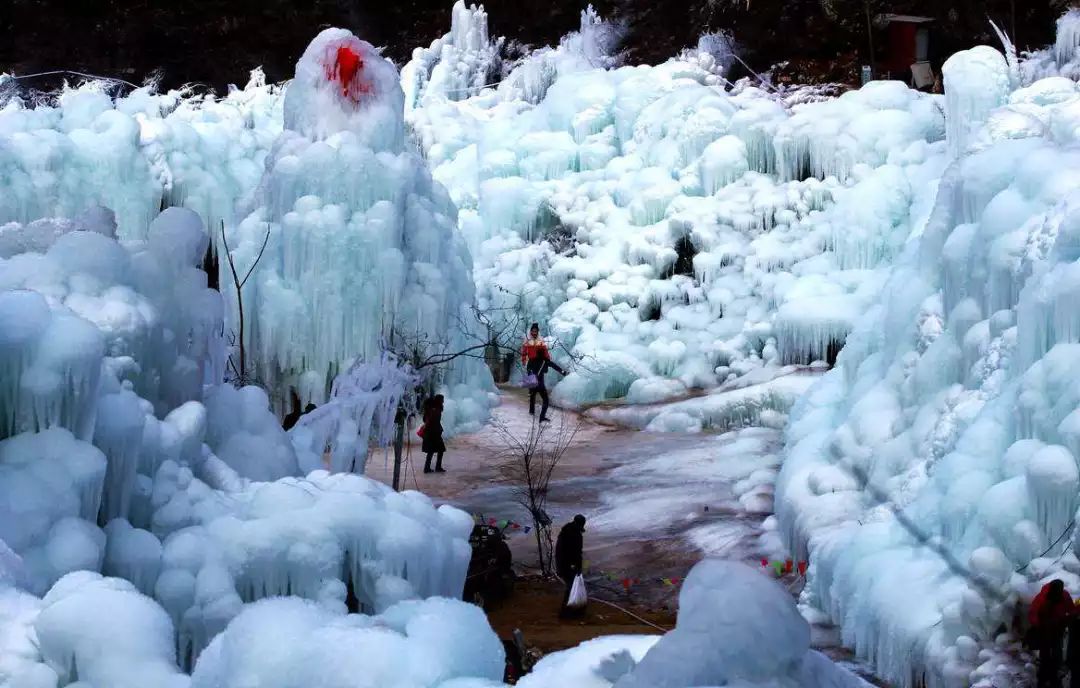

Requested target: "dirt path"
[
  {"left": 365, "top": 388, "right": 769, "bottom": 607},
  {"left": 366, "top": 388, "right": 886, "bottom": 685}
]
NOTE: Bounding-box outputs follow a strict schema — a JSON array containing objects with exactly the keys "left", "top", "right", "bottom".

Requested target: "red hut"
[{"left": 878, "top": 14, "right": 935, "bottom": 88}]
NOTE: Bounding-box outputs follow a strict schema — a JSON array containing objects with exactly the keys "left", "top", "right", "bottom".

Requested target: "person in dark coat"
[
  {"left": 282, "top": 389, "right": 303, "bottom": 430},
  {"left": 422, "top": 394, "right": 446, "bottom": 474},
  {"left": 1031, "top": 579, "right": 1074, "bottom": 687},
  {"left": 555, "top": 514, "right": 586, "bottom": 617},
  {"left": 521, "top": 323, "right": 566, "bottom": 423}
]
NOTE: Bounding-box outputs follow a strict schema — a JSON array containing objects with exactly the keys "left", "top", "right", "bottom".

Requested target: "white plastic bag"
[
  {"left": 567, "top": 574, "right": 588, "bottom": 609},
  {"left": 521, "top": 373, "right": 539, "bottom": 389}
]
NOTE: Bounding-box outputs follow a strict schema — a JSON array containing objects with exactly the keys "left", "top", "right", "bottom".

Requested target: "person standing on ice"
[
  {"left": 1030, "top": 579, "right": 1074, "bottom": 687},
  {"left": 554, "top": 514, "right": 586, "bottom": 617},
  {"left": 521, "top": 323, "right": 566, "bottom": 423},
  {"left": 422, "top": 394, "right": 447, "bottom": 474}
]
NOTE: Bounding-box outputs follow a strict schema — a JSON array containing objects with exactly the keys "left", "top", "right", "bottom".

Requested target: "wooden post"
[
  {"left": 864, "top": 1, "right": 875, "bottom": 78},
  {"left": 392, "top": 408, "right": 405, "bottom": 491}
]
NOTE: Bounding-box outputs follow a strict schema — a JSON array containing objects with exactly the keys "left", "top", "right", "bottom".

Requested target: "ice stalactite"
[
  {"left": 94, "top": 389, "right": 147, "bottom": 524},
  {"left": 103, "top": 519, "right": 163, "bottom": 597},
  {"left": 1025, "top": 445, "right": 1079, "bottom": 553},
  {"left": 774, "top": 299, "right": 857, "bottom": 366}
]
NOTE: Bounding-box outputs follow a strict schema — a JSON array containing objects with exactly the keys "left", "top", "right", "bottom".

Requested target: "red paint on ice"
[
  {"left": 326, "top": 43, "right": 374, "bottom": 105},
  {"left": 336, "top": 46, "right": 361, "bottom": 86}
]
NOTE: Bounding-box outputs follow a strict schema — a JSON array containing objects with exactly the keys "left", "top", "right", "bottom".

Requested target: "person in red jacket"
[
  {"left": 1031, "top": 579, "right": 1074, "bottom": 687},
  {"left": 521, "top": 323, "right": 566, "bottom": 423}
]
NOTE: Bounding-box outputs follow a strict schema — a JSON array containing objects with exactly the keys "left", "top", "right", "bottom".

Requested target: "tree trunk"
[
  {"left": 392, "top": 415, "right": 405, "bottom": 491},
  {"left": 534, "top": 519, "right": 547, "bottom": 575},
  {"left": 864, "top": 0, "right": 875, "bottom": 75}
]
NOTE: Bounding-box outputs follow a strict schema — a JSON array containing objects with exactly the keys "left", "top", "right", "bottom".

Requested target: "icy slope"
[
  {"left": 405, "top": 4, "right": 945, "bottom": 409},
  {"left": 774, "top": 37, "right": 1080, "bottom": 688}
]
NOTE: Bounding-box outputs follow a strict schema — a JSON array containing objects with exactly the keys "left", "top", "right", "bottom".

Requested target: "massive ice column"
[{"left": 226, "top": 29, "right": 492, "bottom": 424}]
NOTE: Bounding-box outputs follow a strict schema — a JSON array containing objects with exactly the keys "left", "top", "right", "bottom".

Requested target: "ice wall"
[
  {"left": 407, "top": 6, "right": 945, "bottom": 409},
  {"left": 0, "top": 208, "right": 225, "bottom": 594},
  {"left": 775, "top": 36, "right": 1080, "bottom": 688}
]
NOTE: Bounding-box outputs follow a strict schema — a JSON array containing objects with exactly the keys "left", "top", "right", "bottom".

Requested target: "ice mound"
[
  {"left": 5, "top": 578, "right": 505, "bottom": 688},
  {"left": 203, "top": 384, "right": 299, "bottom": 481},
  {"left": 284, "top": 28, "right": 404, "bottom": 147},
  {"left": 407, "top": 5, "right": 945, "bottom": 409},
  {"left": 34, "top": 572, "right": 186, "bottom": 688},
  {"left": 0, "top": 429, "right": 107, "bottom": 594},
  {"left": 612, "top": 560, "right": 856, "bottom": 687},
  {"left": 191, "top": 596, "right": 504, "bottom": 688},
  {"left": 516, "top": 636, "right": 660, "bottom": 688},
  {"left": 775, "top": 29, "right": 1080, "bottom": 688},
  {"left": 516, "top": 561, "right": 868, "bottom": 688},
  {"left": 150, "top": 465, "right": 472, "bottom": 666}
]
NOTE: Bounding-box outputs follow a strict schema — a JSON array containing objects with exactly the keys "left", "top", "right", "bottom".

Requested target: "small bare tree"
[
  {"left": 494, "top": 416, "right": 581, "bottom": 575},
  {"left": 219, "top": 221, "right": 270, "bottom": 385}
]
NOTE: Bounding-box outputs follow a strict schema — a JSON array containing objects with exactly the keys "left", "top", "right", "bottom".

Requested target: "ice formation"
[
  {"left": 151, "top": 467, "right": 473, "bottom": 665},
  {"left": 1, "top": 38, "right": 494, "bottom": 427},
  {"left": 0, "top": 210, "right": 478, "bottom": 683},
  {"left": 0, "top": 28, "right": 494, "bottom": 685},
  {"left": 225, "top": 28, "right": 493, "bottom": 423},
  {"left": 291, "top": 352, "right": 419, "bottom": 473},
  {"left": 773, "top": 24, "right": 1080, "bottom": 688},
  {"left": 9, "top": 6, "right": 1080, "bottom": 688},
  {"left": 402, "top": 1, "right": 504, "bottom": 110},
  {"left": 190, "top": 596, "right": 505, "bottom": 688},
  {"left": 0, "top": 70, "right": 282, "bottom": 239},
  {"left": 405, "top": 3, "right": 945, "bottom": 410}
]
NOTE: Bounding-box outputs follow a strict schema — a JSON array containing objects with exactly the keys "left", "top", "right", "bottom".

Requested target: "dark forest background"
[{"left": 0, "top": 0, "right": 1065, "bottom": 92}]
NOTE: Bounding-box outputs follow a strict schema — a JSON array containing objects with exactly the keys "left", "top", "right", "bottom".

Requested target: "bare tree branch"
[{"left": 492, "top": 415, "right": 582, "bottom": 575}]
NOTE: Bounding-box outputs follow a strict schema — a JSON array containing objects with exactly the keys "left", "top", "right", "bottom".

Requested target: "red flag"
[
  {"left": 797, "top": 561, "right": 808, "bottom": 576},
  {"left": 784, "top": 559, "right": 793, "bottom": 574}
]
